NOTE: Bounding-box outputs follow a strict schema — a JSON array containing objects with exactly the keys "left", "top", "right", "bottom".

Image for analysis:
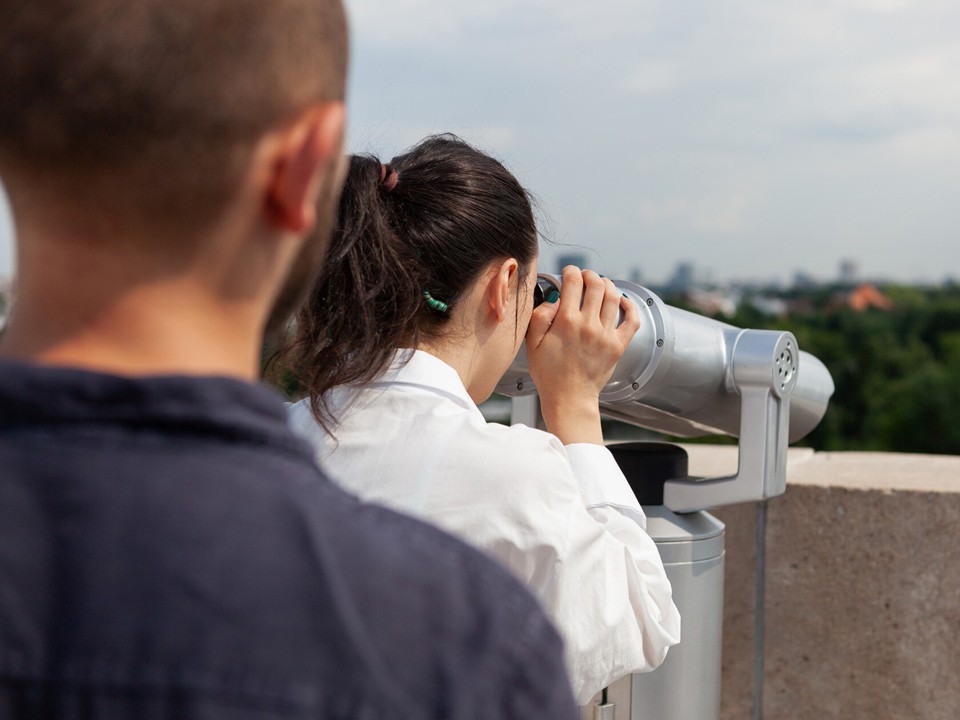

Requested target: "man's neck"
[
  {"left": 1, "top": 272, "right": 265, "bottom": 380},
  {"left": 0, "top": 205, "right": 288, "bottom": 380}
]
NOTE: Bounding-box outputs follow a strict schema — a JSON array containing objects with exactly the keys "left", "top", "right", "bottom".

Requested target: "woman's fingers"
[
  {"left": 598, "top": 278, "right": 621, "bottom": 329},
  {"left": 616, "top": 292, "right": 642, "bottom": 345},
  {"left": 557, "top": 265, "right": 584, "bottom": 317},
  {"left": 538, "top": 266, "right": 641, "bottom": 348},
  {"left": 578, "top": 270, "right": 607, "bottom": 318}
]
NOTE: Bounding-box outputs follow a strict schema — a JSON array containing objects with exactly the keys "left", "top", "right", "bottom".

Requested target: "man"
[{"left": 0, "top": 1, "right": 577, "bottom": 717}]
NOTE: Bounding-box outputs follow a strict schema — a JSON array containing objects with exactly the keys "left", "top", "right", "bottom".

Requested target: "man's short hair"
[{"left": 0, "top": 0, "right": 348, "bottom": 233}]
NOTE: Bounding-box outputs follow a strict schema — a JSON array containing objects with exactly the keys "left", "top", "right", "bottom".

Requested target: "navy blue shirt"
[{"left": 0, "top": 361, "right": 576, "bottom": 719}]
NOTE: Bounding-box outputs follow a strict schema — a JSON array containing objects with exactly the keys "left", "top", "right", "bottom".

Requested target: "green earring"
[{"left": 423, "top": 291, "right": 449, "bottom": 314}]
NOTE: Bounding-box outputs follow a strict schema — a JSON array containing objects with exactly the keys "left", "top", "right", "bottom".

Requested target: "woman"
[{"left": 281, "top": 135, "right": 680, "bottom": 703}]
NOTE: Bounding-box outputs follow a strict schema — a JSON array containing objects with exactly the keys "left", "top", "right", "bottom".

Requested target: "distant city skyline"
[{"left": 4, "top": 0, "right": 960, "bottom": 286}]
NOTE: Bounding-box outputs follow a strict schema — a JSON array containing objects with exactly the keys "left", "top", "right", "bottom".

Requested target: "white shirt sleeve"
[
  {"left": 493, "top": 428, "right": 681, "bottom": 704},
  {"left": 563, "top": 443, "right": 648, "bottom": 529}
]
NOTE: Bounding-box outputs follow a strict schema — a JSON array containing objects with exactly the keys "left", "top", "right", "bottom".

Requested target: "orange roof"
[{"left": 847, "top": 284, "right": 893, "bottom": 311}]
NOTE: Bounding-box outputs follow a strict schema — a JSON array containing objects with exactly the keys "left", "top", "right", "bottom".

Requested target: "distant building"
[
  {"left": 686, "top": 288, "right": 738, "bottom": 317},
  {"left": 628, "top": 266, "right": 643, "bottom": 285},
  {"left": 786, "top": 296, "right": 815, "bottom": 316},
  {"left": 792, "top": 271, "right": 817, "bottom": 290},
  {"left": 831, "top": 283, "right": 893, "bottom": 312},
  {"left": 556, "top": 253, "right": 587, "bottom": 273},
  {"left": 839, "top": 259, "right": 859, "bottom": 286},
  {"left": 667, "top": 261, "right": 696, "bottom": 293},
  {"left": 749, "top": 295, "right": 789, "bottom": 317},
  {"left": 847, "top": 284, "right": 893, "bottom": 311}
]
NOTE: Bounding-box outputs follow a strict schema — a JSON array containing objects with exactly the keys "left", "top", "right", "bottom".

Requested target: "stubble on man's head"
[{"left": 0, "top": 0, "right": 349, "bottom": 243}]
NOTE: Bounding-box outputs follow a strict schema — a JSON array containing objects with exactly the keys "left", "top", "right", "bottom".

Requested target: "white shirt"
[{"left": 288, "top": 350, "right": 681, "bottom": 704}]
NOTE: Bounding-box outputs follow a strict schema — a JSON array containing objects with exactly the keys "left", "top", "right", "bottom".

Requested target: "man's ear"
[
  {"left": 485, "top": 258, "right": 520, "bottom": 322},
  {"left": 264, "top": 102, "right": 345, "bottom": 234}
]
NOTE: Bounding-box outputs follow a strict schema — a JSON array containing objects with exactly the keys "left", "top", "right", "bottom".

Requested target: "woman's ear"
[{"left": 485, "top": 258, "right": 520, "bottom": 322}]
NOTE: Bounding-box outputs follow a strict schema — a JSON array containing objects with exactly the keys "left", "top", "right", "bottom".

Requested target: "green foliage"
[
  {"left": 709, "top": 284, "right": 960, "bottom": 455},
  {"left": 260, "top": 335, "right": 305, "bottom": 400},
  {"left": 0, "top": 291, "right": 9, "bottom": 337}
]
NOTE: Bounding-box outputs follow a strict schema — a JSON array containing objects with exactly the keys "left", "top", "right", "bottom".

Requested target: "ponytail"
[{"left": 275, "top": 134, "right": 537, "bottom": 431}]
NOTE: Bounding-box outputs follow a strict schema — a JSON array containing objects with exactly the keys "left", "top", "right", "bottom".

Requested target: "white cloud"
[
  {"left": 342, "top": 0, "right": 960, "bottom": 282},
  {"left": 348, "top": 0, "right": 660, "bottom": 46},
  {"left": 858, "top": 45, "right": 960, "bottom": 119},
  {"left": 348, "top": 0, "right": 513, "bottom": 44},
  {"left": 620, "top": 61, "right": 682, "bottom": 97},
  {"left": 636, "top": 178, "right": 760, "bottom": 236},
  {"left": 890, "top": 126, "right": 960, "bottom": 160}
]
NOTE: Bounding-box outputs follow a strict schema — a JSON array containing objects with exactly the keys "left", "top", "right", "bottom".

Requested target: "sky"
[{"left": 3, "top": 0, "right": 959, "bottom": 285}]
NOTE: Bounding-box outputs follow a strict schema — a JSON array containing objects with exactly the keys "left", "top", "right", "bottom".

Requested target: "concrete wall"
[{"left": 689, "top": 447, "right": 960, "bottom": 720}]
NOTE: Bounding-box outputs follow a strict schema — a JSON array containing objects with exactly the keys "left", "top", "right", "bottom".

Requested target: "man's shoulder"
[
  {"left": 0, "top": 365, "right": 575, "bottom": 719},
  {"left": 302, "top": 477, "right": 561, "bottom": 658},
  {"left": 316, "top": 493, "right": 576, "bottom": 717},
  {"left": 209, "top": 465, "right": 577, "bottom": 717}
]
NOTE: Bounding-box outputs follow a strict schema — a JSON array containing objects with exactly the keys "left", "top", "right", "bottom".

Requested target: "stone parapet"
[{"left": 693, "top": 447, "right": 960, "bottom": 720}]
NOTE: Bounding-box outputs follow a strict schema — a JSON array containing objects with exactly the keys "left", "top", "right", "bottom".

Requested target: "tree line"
[{"left": 675, "top": 283, "right": 960, "bottom": 455}]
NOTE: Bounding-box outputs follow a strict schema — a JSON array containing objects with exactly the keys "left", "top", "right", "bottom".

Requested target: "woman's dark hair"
[{"left": 276, "top": 134, "right": 538, "bottom": 429}]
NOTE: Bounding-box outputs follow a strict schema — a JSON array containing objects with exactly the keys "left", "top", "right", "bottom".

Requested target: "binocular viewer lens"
[
  {"left": 532, "top": 277, "right": 561, "bottom": 308},
  {"left": 533, "top": 275, "right": 560, "bottom": 308}
]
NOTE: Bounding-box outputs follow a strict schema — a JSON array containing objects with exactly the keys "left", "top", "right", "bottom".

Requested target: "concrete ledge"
[{"left": 690, "top": 447, "right": 960, "bottom": 720}]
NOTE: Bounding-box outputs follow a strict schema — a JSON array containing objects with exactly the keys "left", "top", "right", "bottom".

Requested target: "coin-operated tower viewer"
[{"left": 499, "top": 275, "right": 835, "bottom": 720}]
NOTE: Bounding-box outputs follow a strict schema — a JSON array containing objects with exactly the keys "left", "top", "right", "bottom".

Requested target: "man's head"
[
  {"left": 0, "top": 0, "right": 349, "bottom": 374},
  {"left": 0, "top": 0, "right": 348, "bottom": 239}
]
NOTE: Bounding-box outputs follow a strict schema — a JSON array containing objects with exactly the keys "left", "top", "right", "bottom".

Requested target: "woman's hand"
[{"left": 525, "top": 266, "right": 641, "bottom": 445}]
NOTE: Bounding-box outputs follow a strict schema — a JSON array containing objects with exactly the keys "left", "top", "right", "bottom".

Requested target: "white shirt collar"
[{"left": 372, "top": 349, "right": 481, "bottom": 416}]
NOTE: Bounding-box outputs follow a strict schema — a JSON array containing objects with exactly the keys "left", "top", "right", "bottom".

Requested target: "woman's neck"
[{"left": 416, "top": 338, "right": 490, "bottom": 404}]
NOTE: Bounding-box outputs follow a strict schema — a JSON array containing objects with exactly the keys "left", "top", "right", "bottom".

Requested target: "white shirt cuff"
[{"left": 564, "top": 443, "right": 647, "bottom": 529}]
